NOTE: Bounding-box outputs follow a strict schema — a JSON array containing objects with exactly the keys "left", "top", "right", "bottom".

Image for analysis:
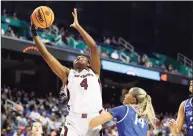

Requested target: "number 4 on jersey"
[{"left": 80, "top": 78, "right": 88, "bottom": 90}]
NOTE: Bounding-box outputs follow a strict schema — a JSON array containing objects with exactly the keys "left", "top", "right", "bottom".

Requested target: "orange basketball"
[{"left": 31, "top": 6, "right": 54, "bottom": 28}]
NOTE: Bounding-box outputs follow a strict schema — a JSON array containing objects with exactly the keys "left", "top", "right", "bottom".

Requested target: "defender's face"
[
  {"left": 189, "top": 80, "right": 193, "bottom": 93},
  {"left": 123, "top": 89, "right": 136, "bottom": 105},
  {"left": 73, "top": 56, "right": 89, "bottom": 69}
]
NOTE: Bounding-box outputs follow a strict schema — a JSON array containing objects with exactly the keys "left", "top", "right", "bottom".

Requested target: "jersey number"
[
  {"left": 80, "top": 78, "right": 88, "bottom": 90},
  {"left": 134, "top": 114, "right": 145, "bottom": 128}
]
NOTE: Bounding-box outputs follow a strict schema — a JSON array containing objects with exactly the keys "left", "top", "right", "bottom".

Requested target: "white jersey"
[{"left": 65, "top": 68, "right": 103, "bottom": 113}]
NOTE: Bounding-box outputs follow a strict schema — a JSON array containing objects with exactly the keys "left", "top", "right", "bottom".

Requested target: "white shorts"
[{"left": 60, "top": 111, "right": 102, "bottom": 136}]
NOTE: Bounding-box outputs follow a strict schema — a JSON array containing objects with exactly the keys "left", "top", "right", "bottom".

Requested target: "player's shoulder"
[
  {"left": 179, "top": 100, "right": 186, "bottom": 108},
  {"left": 87, "top": 68, "right": 100, "bottom": 77},
  {"left": 115, "top": 105, "right": 130, "bottom": 113},
  {"left": 178, "top": 100, "right": 187, "bottom": 113},
  {"left": 181, "top": 100, "right": 186, "bottom": 105},
  {"left": 181, "top": 98, "right": 190, "bottom": 107},
  {"left": 117, "top": 105, "right": 128, "bottom": 109}
]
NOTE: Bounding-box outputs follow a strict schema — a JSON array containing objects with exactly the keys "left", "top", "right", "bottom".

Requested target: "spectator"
[
  {"left": 111, "top": 50, "right": 119, "bottom": 60},
  {"left": 84, "top": 46, "right": 90, "bottom": 54},
  {"left": 50, "top": 23, "right": 59, "bottom": 35},
  {"left": 2, "top": 29, "right": 5, "bottom": 35},
  {"left": 145, "top": 61, "right": 153, "bottom": 68},
  {"left": 168, "top": 64, "right": 174, "bottom": 73},
  {"left": 29, "top": 105, "right": 41, "bottom": 121},
  {"left": 160, "top": 64, "right": 168, "bottom": 72},
  {"left": 3, "top": 9, "right": 8, "bottom": 16},
  {"left": 13, "top": 12, "right": 18, "bottom": 20},
  {"left": 59, "top": 27, "right": 65, "bottom": 36},
  {"left": 101, "top": 51, "right": 109, "bottom": 58},
  {"left": 111, "top": 37, "right": 118, "bottom": 45},
  {"left": 43, "top": 28, "right": 52, "bottom": 35},
  {"left": 139, "top": 54, "right": 148, "bottom": 66},
  {"left": 5, "top": 27, "right": 16, "bottom": 37},
  {"left": 66, "top": 34, "right": 79, "bottom": 48},
  {"left": 31, "top": 122, "right": 43, "bottom": 136},
  {"left": 104, "top": 37, "right": 111, "bottom": 45},
  {"left": 55, "top": 34, "right": 65, "bottom": 46}
]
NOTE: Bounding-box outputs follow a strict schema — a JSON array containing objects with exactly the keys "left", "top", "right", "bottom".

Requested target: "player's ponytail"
[
  {"left": 130, "top": 88, "right": 157, "bottom": 129},
  {"left": 144, "top": 95, "right": 157, "bottom": 129}
]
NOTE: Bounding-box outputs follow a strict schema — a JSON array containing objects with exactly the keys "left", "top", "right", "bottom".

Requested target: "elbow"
[
  {"left": 90, "top": 45, "right": 98, "bottom": 53},
  {"left": 90, "top": 43, "right": 97, "bottom": 49}
]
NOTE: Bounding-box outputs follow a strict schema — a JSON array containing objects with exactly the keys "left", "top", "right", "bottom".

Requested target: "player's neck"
[{"left": 76, "top": 68, "right": 84, "bottom": 73}]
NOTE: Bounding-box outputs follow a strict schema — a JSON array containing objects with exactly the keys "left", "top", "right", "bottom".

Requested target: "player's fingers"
[
  {"left": 169, "top": 124, "right": 174, "bottom": 129},
  {"left": 170, "top": 120, "right": 176, "bottom": 125},
  {"left": 72, "top": 12, "right": 75, "bottom": 18},
  {"left": 75, "top": 9, "right": 78, "bottom": 18},
  {"left": 169, "top": 120, "right": 175, "bottom": 125},
  {"left": 169, "top": 121, "right": 173, "bottom": 126},
  {"left": 169, "top": 119, "right": 175, "bottom": 123},
  {"left": 70, "top": 24, "right": 74, "bottom": 27},
  {"left": 74, "top": 8, "right": 77, "bottom": 15},
  {"left": 169, "top": 121, "right": 176, "bottom": 128}
]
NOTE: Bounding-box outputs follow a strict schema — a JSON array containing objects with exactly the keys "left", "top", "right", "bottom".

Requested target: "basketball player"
[
  {"left": 169, "top": 80, "right": 193, "bottom": 136},
  {"left": 30, "top": 8, "right": 103, "bottom": 136},
  {"left": 89, "top": 87, "right": 157, "bottom": 136}
]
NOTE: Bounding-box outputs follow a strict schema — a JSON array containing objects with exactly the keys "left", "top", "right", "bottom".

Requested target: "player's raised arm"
[
  {"left": 169, "top": 101, "right": 185, "bottom": 135},
  {"left": 70, "top": 8, "right": 101, "bottom": 76},
  {"left": 30, "top": 23, "right": 70, "bottom": 82}
]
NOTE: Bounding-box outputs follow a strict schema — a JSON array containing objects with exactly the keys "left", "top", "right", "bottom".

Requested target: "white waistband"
[{"left": 68, "top": 110, "right": 103, "bottom": 117}]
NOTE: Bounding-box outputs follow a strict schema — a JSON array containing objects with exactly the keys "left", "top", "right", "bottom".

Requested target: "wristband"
[{"left": 30, "top": 25, "right": 37, "bottom": 37}]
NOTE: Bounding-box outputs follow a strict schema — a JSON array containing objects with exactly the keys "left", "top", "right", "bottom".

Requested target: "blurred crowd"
[
  {"left": 1, "top": 85, "right": 187, "bottom": 136},
  {"left": 1, "top": 85, "right": 68, "bottom": 136},
  {"left": 1, "top": 9, "right": 188, "bottom": 77}
]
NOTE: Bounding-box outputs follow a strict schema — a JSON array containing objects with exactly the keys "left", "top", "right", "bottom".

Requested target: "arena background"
[{"left": 1, "top": 1, "right": 193, "bottom": 136}]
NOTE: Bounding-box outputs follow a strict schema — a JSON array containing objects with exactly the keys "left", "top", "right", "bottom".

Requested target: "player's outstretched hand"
[
  {"left": 169, "top": 119, "right": 179, "bottom": 135},
  {"left": 70, "top": 8, "right": 80, "bottom": 29}
]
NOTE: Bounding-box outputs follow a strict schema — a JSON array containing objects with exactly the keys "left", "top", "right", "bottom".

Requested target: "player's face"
[
  {"left": 123, "top": 90, "right": 136, "bottom": 105},
  {"left": 73, "top": 56, "right": 89, "bottom": 69},
  {"left": 189, "top": 80, "right": 193, "bottom": 93}
]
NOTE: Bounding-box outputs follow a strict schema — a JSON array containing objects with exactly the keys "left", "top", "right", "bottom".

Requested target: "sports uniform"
[
  {"left": 184, "top": 97, "right": 193, "bottom": 136},
  {"left": 109, "top": 105, "right": 149, "bottom": 136},
  {"left": 60, "top": 68, "right": 103, "bottom": 136}
]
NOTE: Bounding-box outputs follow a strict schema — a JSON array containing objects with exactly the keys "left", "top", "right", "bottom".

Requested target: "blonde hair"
[{"left": 130, "top": 87, "right": 157, "bottom": 129}]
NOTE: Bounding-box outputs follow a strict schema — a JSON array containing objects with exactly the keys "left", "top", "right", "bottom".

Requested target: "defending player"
[
  {"left": 89, "top": 87, "right": 157, "bottom": 136},
  {"left": 30, "top": 8, "right": 103, "bottom": 136},
  {"left": 169, "top": 80, "right": 193, "bottom": 136}
]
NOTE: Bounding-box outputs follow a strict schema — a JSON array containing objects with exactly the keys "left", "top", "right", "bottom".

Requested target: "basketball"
[{"left": 31, "top": 6, "right": 54, "bottom": 28}]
